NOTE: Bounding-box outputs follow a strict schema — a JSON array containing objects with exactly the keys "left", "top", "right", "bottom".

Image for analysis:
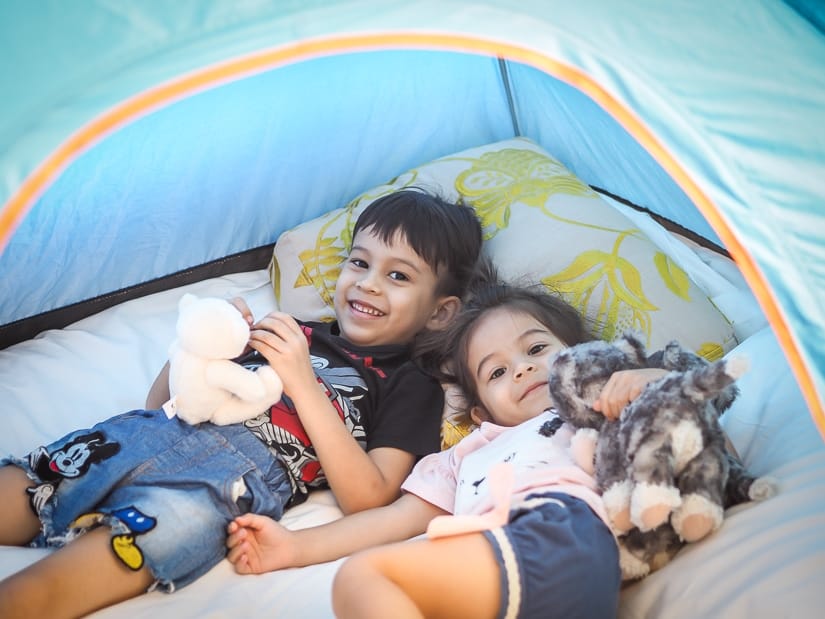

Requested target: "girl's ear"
[
  {"left": 426, "top": 296, "right": 460, "bottom": 331},
  {"left": 470, "top": 405, "right": 493, "bottom": 426}
]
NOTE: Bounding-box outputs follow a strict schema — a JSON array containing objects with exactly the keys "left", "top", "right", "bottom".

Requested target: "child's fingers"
[
  {"left": 232, "top": 513, "right": 258, "bottom": 528},
  {"left": 234, "top": 556, "right": 250, "bottom": 574},
  {"left": 229, "top": 297, "right": 254, "bottom": 324},
  {"left": 227, "top": 544, "right": 249, "bottom": 568},
  {"left": 234, "top": 512, "right": 271, "bottom": 532},
  {"left": 226, "top": 539, "right": 242, "bottom": 562},
  {"left": 227, "top": 544, "right": 258, "bottom": 575},
  {"left": 225, "top": 527, "right": 245, "bottom": 550},
  {"left": 254, "top": 313, "right": 302, "bottom": 338}
]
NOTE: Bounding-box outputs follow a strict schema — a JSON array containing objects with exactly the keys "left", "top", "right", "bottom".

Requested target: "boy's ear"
[
  {"left": 426, "top": 295, "right": 461, "bottom": 331},
  {"left": 470, "top": 405, "right": 492, "bottom": 426}
]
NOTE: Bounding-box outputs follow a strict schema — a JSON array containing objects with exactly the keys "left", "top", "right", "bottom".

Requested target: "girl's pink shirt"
[{"left": 401, "top": 410, "right": 609, "bottom": 526}]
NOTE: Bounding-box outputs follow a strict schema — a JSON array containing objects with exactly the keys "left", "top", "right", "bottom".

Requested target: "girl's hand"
[
  {"left": 226, "top": 514, "right": 299, "bottom": 574},
  {"left": 593, "top": 368, "right": 668, "bottom": 420}
]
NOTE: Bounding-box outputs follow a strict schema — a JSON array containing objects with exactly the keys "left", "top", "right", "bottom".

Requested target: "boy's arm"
[
  {"left": 249, "top": 313, "right": 414, "bottom": 514},
  {"left": 146, "top": 361, "right": 171, "bottom": 409},
  {"left": 226, "top": 493, "right": 445, "bottom": 573}
]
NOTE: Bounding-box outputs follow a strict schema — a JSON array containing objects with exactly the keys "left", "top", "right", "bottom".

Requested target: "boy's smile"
[{"left": 333, "top": 227, "right": 445, "bottom": 347}]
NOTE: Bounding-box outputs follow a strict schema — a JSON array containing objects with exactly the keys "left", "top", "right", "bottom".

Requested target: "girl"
[{"left": 226, "top": 280, "right": 666, "bottom": 619}]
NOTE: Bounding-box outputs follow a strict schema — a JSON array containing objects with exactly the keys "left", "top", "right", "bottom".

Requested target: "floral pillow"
[{"left": 269, "top": 137, "right": 737, "bottom": 446}]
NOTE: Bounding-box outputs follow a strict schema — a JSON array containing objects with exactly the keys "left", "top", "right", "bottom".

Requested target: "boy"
[{"left": 0, "top": 189, "right": 483, "bottom": 618}]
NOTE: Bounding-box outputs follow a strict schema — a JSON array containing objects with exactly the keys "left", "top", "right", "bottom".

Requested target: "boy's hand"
[
  {"left": 226, "top": 514, "right": 299, "bottom": 574},
  {"left": 248, "top": 312, "right": 316, "bottom": 394},
  {"left": 228, "top": 297, "right": 256, "bottom": 357},
  {"left": 593, "top": 368, "right": 668, "bottom": 420},
  {"left": 229, "top": 297, "right": 255, "bottom": 326}
]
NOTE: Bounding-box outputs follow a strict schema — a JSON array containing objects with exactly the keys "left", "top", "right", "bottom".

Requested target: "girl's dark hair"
[
  {"left": 352, "top": 188, "right": 483, "bottom": 299},
  {"left": 436, "top": 259, "right": 593, "bottom": 414}
]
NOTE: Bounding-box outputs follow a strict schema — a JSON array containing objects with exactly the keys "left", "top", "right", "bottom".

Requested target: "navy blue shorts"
[{"left": 482, "top": 493, "right": 621, "bottom": 619}]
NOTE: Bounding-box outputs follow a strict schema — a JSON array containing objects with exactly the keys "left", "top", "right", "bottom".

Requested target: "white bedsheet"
[
  {"left": 1, "top": 271, "right": 346, "bottom": 618},
  {"left": 2, "top": 249, "right": 824, "bottom": 617}
]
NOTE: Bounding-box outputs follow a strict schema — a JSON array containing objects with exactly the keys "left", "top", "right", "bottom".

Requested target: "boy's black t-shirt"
[{"left": 240, "top": 320, "right": 444, "bottom": 503}]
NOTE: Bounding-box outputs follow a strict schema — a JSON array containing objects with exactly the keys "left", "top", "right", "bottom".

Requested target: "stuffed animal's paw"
[
  {"left": 748, "top": 476, "right": 779, "bottom": 501},
  {"left": 254, "top": 365, "right": 284, "bottom": 402},
  {"left": 603, "top": 480, "right": 633, "bottom": 534},
  {"left": 670, "top": 493, "right": 723, "bottom": 542},
  {"left": 171, "top": 397, "right": 210, "bottom": 426},
  {"left": 569, "top": 428, "right": 598, "bottom": 475},
  {"left": 631, "top": 482, "right": 682, "bottom": 531},
  {"left": 617, "top": 542, "right": 651, "bottom": 581},
  {"left": 208, "top": 402, "right": 267, "bottom": 426}
]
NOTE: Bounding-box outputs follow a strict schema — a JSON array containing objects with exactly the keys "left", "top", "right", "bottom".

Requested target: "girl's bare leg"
[
  {"left": 0, "top": 526, "right": 154, "bottom": 619},
  {"left": 0, "top": 465, "right": 41, "bottom": 545},
  {"left": 333, "top": 533, "right": 501, "bottom": 619}
]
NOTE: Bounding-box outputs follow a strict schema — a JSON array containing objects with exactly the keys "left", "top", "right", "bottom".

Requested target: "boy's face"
[
  {"left": 467, "top": 308, "right": 566, "bottom": 427},
  {"left": 333, "top": 227, "right": 447, "bottom": 347}
]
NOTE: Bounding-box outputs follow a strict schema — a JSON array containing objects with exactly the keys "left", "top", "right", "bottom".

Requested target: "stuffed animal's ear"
[
  {"left": 614, "top": 331, "right": 648, "bottom": 364},
  {"left": 179, "top": 293, "right": 197, "bottom": 310}
]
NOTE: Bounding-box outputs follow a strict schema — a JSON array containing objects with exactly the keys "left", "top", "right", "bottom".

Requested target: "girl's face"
[{"left": 466, "top": 307, "right": 567, "bottom": 427}]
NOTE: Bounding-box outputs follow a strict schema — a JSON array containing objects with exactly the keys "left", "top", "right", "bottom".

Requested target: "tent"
[
  {"left": 1, "top": 1, "right": 824, "bottom": 617},
  {"left": 2, "top": 0, "right": 824, "bottom": 432}
]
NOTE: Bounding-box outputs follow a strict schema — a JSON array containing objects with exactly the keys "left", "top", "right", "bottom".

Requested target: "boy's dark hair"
[
  {"left": 352, "top": 189, "right": 483, "bottom": 299},
  {"left": 440, "top": 259, "right": 593, "bottom": 414}
]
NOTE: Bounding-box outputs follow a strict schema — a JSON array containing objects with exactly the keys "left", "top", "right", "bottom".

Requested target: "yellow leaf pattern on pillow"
[
  {"left": 543, "top": 246, "right": 657, "bottom": 342},
  {"left": 440, "top": 417, "right": 475, "bottom": 451},
  {"left": 294, "top": 205, "right": 363, "bottom": 306},
  {"left": 295, "top": 175, "right": 421, "bottom": 301},
  {"left": 276, "top": 138, "right": 736, "bottom": 365},
  {"left": 453, "top": 148, "right": 596, "bottom": 239},
  {"left": 654, "top": 252, "right": 692, "bottom": 301},
  {"left": 296, "top": 238, "right": 345, "bottom": 306},
  {"left": 696, "top": 342, "right": 725, "bottom": 362},
  {"left": 268, "top": 255, "right": 282, "bottom": 307}
]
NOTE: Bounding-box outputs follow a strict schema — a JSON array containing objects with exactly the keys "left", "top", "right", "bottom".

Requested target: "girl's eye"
[
  {"left": 529, "top": 343, "right": 547, "bottom": 355},
  {"left": 489, "top": 368, "right": 505, "bottom": 380},
  {"left": 389, "top": 271, "right": 409, "bottom": 282}
]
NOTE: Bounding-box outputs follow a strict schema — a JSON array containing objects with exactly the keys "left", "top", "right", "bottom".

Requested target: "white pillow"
[{"left": 270, "top": 137, "right": 737, "bottom": 357}]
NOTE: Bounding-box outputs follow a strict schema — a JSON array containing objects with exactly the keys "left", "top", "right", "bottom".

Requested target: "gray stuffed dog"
[{"left": 548, "top": 332, "right": 776, "bottom": 579}]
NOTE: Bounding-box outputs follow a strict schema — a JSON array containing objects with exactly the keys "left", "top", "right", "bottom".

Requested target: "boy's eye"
[
  {"left": 350, "top": 258, "right": 367, "bottom": 269},
  {"left": 389, "top": 271, "right": 409, "bottom": 282}
]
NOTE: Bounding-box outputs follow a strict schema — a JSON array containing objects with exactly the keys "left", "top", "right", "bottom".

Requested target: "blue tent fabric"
[
  {"left": 1, "top": 0, "right": 824, "bottom": 431},
  {"left": 785, "top": 0, "right": 825, "bottom": 33}
]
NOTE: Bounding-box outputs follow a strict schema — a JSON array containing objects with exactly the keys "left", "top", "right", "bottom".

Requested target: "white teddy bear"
[{"left": 166, "top": 293, "right": 283, "bottom": 425}]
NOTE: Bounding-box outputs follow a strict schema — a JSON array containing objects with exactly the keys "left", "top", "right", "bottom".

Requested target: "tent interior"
[{"left": 1, "top": 1, "right": 824, "bottom": 617}]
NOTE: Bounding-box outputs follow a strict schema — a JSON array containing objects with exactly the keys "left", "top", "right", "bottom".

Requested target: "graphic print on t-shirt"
[{"left": 243, "top": 325, "right": 368, "bottom": 499}]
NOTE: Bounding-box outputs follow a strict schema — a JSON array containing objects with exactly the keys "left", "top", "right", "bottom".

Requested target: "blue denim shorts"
[
  {"left": 482, "top": 493, "right": 621, "bottom": 619},
  {"left": 2, "top": 408, "right": 291, "bottom": 592}
]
